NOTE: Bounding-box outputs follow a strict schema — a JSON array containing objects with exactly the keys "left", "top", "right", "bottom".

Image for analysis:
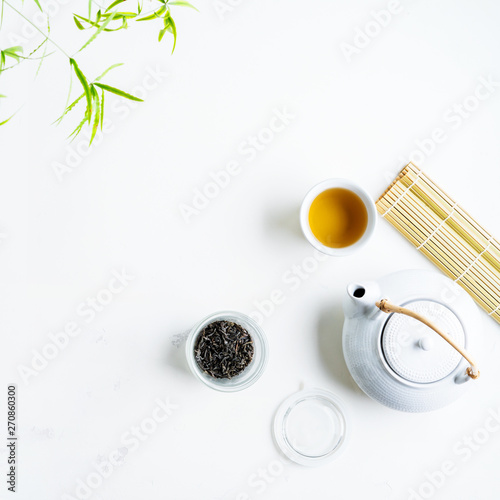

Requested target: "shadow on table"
[{"left": 317, "top": 302, "right": 364, "bottom": 395}]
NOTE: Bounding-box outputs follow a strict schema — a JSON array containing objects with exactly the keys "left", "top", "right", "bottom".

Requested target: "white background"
[{"left": 1, "top": 0, "right": 500, "bottom": 499}]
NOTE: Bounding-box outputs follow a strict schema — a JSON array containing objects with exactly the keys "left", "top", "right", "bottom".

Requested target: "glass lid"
[
  {"left": 273, "top": 389, "right": 348, "bottom": 466},
  {"left": 381, "top": 300, "right": 465, "bottom": 384}
]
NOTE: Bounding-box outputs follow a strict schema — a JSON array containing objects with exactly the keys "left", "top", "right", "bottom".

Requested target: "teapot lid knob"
[{"left": 418, "top": 336, "right": 433, "bottom": 351}]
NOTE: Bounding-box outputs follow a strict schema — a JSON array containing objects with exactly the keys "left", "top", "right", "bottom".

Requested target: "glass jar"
[{"left": 185, "top": 310, "right": 269, "bottom": 392}]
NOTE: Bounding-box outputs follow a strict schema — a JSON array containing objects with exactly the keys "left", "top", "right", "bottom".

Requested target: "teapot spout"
[{"left": 343, "top": 281, "right": 382, "bottom": 319}]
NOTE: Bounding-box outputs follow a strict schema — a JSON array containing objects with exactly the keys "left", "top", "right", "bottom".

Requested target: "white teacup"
[{"left": 300, "top": 178, "right": 377, "bottom": 256}]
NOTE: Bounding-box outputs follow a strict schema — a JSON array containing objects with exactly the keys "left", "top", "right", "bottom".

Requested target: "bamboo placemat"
[{"left": 376, "top": 163, "right": 500, "bottom": 324}]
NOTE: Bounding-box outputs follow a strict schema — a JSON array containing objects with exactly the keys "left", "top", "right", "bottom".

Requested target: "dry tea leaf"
[{"left": 194, "top": 321, "right": 254, "bottom": 379}]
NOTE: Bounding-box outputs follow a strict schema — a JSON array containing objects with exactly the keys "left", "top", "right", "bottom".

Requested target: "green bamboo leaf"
[
  {"left": 101, "top": 16, "right": 127, "bottom": 30},
  {"left": 137, "top": 4, "right": 166, "bottom": 20},
  {"left": 0, "top": 42, "right": 51, "bottom": 73},
  {"left": 68, "top": 113, "right": 88, "bottom": 140},
  {"left": 29, "top": 15, "right": 50, "bottom": 77},
  {"left": 114, "top": 11, "right": 137, "bottom": 17},
  {"left": 164, "top": 13, "right": 176, "bottom": 53},
  {"left": 89, "top": 84, "right": 100, "bottom": 145},
  {"left": 69, "top": 58, "right": 92, "bottom": 123},
  {"left": 95, "top": 62, "right": 123, "bottom": 81},
  {"left": 26, "top": 39, "right": 46, "bottom": 59},
  {"left": 100, "top": 89, "right": 104, "bottom": 129},
  {"left": 9, "top": 52, "right": 53, "bottom": 62},
  {"left": 77, "top": 10, "right": 116, "bottom": 52},
  {"left": 72, "top": 15, "right": 101, "bottom": 30},
  {"left": 32, "top": 0, "right": 42, "bottom": 11},
  {"left": 106, "top": 0, "right": 126, "bottom": 12},
  {"left": 88, "top": 0, "right": 92, "bottom": 17},
  {"left": 96, "top": 9, "right": 101, "bottom": 22},
  {"left": 168, "top": 1, "right": 198, "bottom": 11},
  {"left": 158, "top": 27, "right": 167, "bottom": 41},
  {"left": 74, "top": 14, "right": 96, "bottom": 24},
  {"left": 35, "top": 46, "right": 49, "bottom": 76},
  {"left": 5, "top": 46, "right": 23, "bottom": 54},
  {"left": 55, "top": 68, "right": 73, "bottom": 125},
  {"left": 3, "top": 46, "right": 23, "bottom": 63},
  {"left": 94, "top": 82, "right": 143, "bottom": 101},
  {"left": 76, "top": 14, "right": 126, "bottom": 31},
  {"left": 74, "top": 16, "right": 85, "bottom": 29},
  {"left": 52, "top": 92, "right": 85, "bottom": 124},
  {"left": 35, "top": 28, "right": 49, "bottom": 76},
  {"left": 0, "top": 114, "right": 14, "bottom": 126},
  {"left": 137, "top": 13, "right": 157, "bottom": 20},
  {"left": 0, "top": 94, "right": 6, "bottom": 98},
  {"left": 54, "top": 62, "right": 123, "bottom": 126}
]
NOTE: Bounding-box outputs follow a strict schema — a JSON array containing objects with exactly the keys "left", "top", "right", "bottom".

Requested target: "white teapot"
[{"left": 342, "top": 269, "right": 480, "bottom": 412}]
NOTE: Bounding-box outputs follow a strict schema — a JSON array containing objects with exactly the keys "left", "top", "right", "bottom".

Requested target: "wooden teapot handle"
[{"left": 376, "top": 299, "right": 480, "bottom": 380}]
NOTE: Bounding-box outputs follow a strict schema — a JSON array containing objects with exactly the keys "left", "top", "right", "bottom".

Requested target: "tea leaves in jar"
[{"left": 194, "top": 321, "right": 254, "bottom": 379}]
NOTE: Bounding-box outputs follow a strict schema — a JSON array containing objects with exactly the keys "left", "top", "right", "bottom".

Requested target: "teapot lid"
[{"left": 381, "top": 300, "right": 465, "bottom": 384}]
